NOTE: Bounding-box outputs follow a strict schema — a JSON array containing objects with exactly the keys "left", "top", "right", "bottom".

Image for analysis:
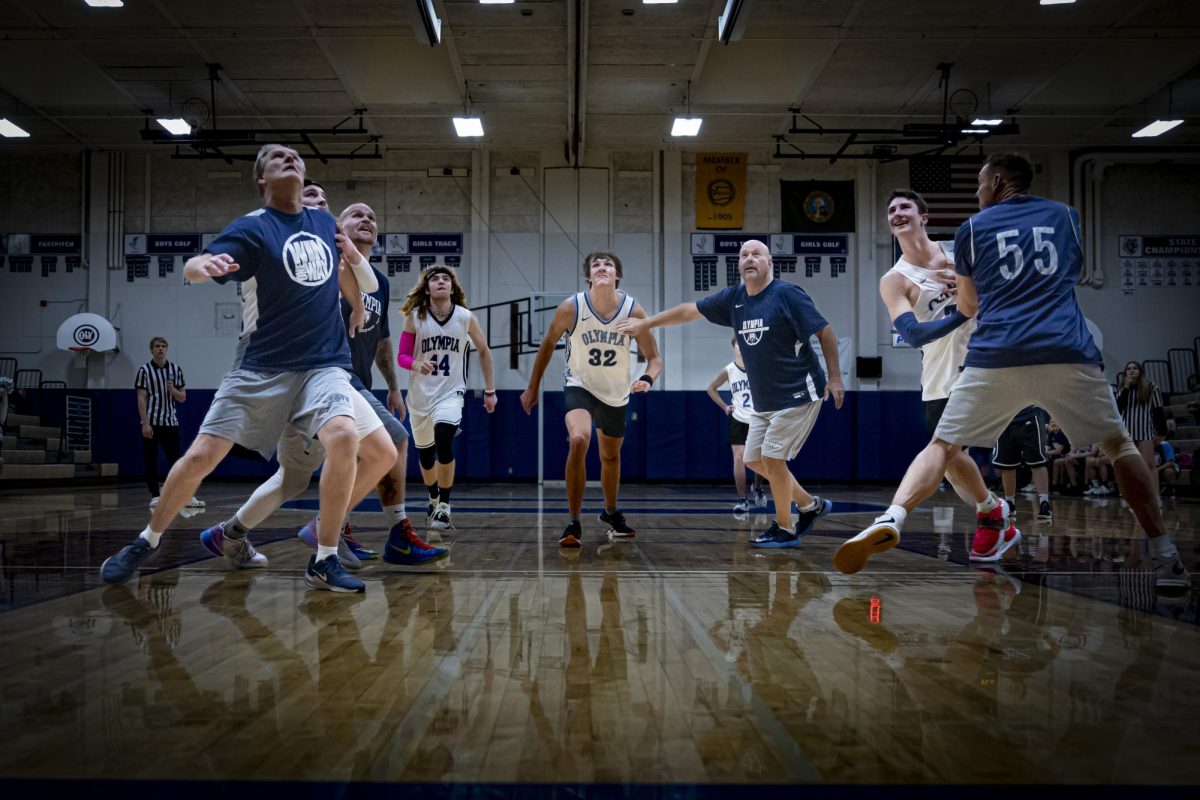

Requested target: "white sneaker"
[
  {"left": 430, "top": 502, "right": 452, "bottom": 530},
  {"left": 186, "top": 496, "right": 205, "bottom": 508},
  {"left": 752, "top": 489, "right": 768, "bottom": 508},
  {"left": 223, "top": 535, "right": 268, "bottom": 570},
  {"left": 833, "top": 515, "right": 901, "bottom": 575},
  {"left": 1153, "top": 554, "right": 1190, "bottom": 590},
  {"left": 733, "top": 498, "right": 750, "bottom": 513}
]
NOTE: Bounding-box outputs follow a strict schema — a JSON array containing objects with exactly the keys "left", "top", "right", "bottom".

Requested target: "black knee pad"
[
  {"left": 434, "top": 422, "right": 458, "bottom": 464},
  {"left": 417, "top": 444, "right": 437, "bottom": 471}
]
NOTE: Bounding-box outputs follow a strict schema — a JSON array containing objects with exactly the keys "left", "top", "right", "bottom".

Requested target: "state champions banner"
[{"left": 695, "top": 153, "right": 747, "bottom": 229}]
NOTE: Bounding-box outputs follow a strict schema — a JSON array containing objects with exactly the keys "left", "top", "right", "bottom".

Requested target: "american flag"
[{"left": 909, "top": 158, "right": 981, "bottom": 229}]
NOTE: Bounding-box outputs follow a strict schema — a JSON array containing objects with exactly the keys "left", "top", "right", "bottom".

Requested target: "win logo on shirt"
[
  {"left": 739, "top": 318, "right": 770, "bottom": 346},
  {"left": 283, "top": 232, "right": 334, "bottom": 286}
]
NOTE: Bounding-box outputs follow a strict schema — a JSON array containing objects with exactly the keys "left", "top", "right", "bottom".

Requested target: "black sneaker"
[
  {"left": 598, "top": 509, "right": 636, "bottom": 540},
  {"left": 794, "top": 496, "right": 833, "bottom": 536},
  {"left": 750, "top": 521, "right": 800, "bottom": 549},
  {"left": 1037, "top": 500, "right": 1052, "bottom": 523},
  {"left": 559, "top": 520, "right": 582, "bottom": 548}
]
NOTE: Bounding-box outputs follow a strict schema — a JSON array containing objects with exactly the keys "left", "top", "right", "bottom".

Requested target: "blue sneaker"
[
  {"left": 750, "top": 521, "right": 801, "bottom": 549},
  {"left": 794, "top": 496, "right": 833, "bottom": 536},
  {"left": 383, "top": 520, "right": 448, "bottom": 565},
  {"left": 304, "top": 554, "right": 365, "bottom": 593},
  {"left": 297, "top": 519, "right": 362, "bottom": 570},
  {"left": 342, "top": 527, "right": 378, "bottom": 560},
  {"left": 199, "top": 523, "right": 226, "bottom": 558},
  {"left": 100, "top": 537, "right": 160, "bottom": 584}
]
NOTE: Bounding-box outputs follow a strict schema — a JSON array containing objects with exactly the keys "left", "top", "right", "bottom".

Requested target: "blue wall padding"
[{"left": 84, "top": 389, "right": 930, "bottom": 483}]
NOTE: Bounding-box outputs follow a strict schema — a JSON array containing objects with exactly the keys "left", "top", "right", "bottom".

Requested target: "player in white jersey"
[
  {"left": 879, "top": 189, "right": 997, "bottom": 519},
  {"left": 706, "top": 336, "right": 765, "bottom": 513},
  {"left": 396, "top": 264, "right": 497, "bottom": 530},
  {"left": 521, "top": 251, "right": 663, "bottom": 549}
]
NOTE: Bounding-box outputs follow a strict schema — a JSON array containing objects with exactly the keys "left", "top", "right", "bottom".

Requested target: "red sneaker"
[{"left": 970, "top": 501, "right": 1021, "bottom": 561}]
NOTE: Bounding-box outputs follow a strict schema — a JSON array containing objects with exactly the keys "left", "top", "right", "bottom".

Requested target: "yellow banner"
[{"left": 695, "top": 152, "right": 747, "bottom": 229}]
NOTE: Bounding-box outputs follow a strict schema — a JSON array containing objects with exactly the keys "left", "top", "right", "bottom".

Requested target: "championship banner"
[
  {"left": 781, "top": 180, "right": 855, "bottom": 232},
  {"left": 695, "top": 152, "right": 747, "bottom": 229}
]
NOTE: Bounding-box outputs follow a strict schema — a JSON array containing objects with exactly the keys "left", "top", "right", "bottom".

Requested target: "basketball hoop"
[{"left": 68, "top": 346, "right": 92, "bottom": 365}]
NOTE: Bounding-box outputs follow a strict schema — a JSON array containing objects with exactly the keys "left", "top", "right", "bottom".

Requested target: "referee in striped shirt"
[{"left": 136, "top": 337, "right": 201, "bottom": 509}]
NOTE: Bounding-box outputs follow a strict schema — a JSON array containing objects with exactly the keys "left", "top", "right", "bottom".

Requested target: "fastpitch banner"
[
  {"left": 781, "top": 180, "right": 856, "bottom": 232},
  {"left": 695, "top": 153, "right": 747, "bottom": 229}
]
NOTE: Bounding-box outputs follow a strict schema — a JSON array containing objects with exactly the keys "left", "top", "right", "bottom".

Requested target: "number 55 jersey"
[
  {"left": 953, "top": 194, "right": 1102, "bottom": 368},
  {"left": 564, "top": 291, "right": 637, "bottom": 407},
  {"left": 407, "top": 305, "right": 474, "bottom": 415}
]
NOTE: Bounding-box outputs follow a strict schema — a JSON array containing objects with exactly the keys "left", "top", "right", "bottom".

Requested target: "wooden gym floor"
[{"left": 0, "top": 482, "right": 1196, "bottom": 798}]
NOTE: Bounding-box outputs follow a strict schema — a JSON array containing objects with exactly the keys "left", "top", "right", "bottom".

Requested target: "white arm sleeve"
[{"left": 346, "top": 250, "right": 379, "bottom": 294}]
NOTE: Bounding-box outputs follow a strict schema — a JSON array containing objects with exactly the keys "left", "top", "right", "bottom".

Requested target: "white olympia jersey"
[
  {"left": 887, "top": 240, "right": 976, "bottom": 401},
  {"left": 564, "top": 291, "right": 638, "bottom": 407},
  {"left": 406, "top": 305, "right": 473, "bottom": 413},
  {"left": 725, "top": 361, "right": 756, "bottom": 423}
]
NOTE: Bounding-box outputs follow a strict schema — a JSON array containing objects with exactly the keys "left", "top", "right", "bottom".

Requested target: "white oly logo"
[
  {"left": 282, "top": 232, "right": 334, "bottom": 286},
  {"left": 739, "top": 320, "right": 770, "bottom": 346}
]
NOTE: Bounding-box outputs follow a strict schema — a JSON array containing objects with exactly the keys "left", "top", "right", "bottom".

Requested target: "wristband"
[
  {"left": 638, "top": 374, "right": 654, "bottom": 387},
  {"left": 483, "top": 390, "right": 496, "bottom": 396}
]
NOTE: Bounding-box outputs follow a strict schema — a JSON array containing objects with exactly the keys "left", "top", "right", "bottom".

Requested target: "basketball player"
[
  {"left": 199, "top": 201, "right": 447, "bottom": 568},
  {"left": 706, "top": 336, "right": 765, "bottom": 513},
  {"left": 835, "top": 153, "right": 1188, "bottom": 590},
  {"left": 519, "top": 251, "right": 662, "bottom": 547},
  {"left": 618, "top": 240, "right": 842, "bottom": 549},
  {"left": 100, "top": 144, "right": 396, "bottom": 594},
  {"left": 301, "top": 178, "right": 328, "bottom": 211},
  {"left": 878, "top": 190, "right": 1015, "bottom": 525},
  {"left": 396, "top": 265, "right": 497, "bottom": 530}
]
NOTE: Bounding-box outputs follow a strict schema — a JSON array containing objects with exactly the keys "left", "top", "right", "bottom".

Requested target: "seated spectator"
[
  {"left": 1045, "top": 418, "right": 1070, "bottom": 490},
  {"left": 1156, "top": 436, "right": 1180, "bottom": 500}
]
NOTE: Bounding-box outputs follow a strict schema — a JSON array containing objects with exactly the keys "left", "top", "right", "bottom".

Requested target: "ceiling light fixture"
[
  {"left": 960, "top": 128, "right": 989, "bottom": 135},
  {"left": 717, "top": 0, "right": 752, "bottom": 44},
  {"left": 971, "top": 118, "right": 1003, "bottom": 126},
  {"left": 671, "top": 80, "right": 702, "bottom": 136},
  {"left": 453, "top": 117, "right": 485, "bottom": 137},
  {"left": 409, "top": 0, "right": 442, "bottom": 46},
  {"left": 0, "top": 118, "right": 31, "bottom": 138},
  {"left": 643, "top": 1, "right": 679, "bottom": 4},
  {"left": 1131, "top": 119, "right": 1183, "bottom": 138},
  {"left": 671, "top": 118, "right": 702, "bottom": 137},
  {"left": 1039, "top": 1, "right": 1077, "bottom": 5},
  {"left": 156, "top": 118, "right": 191, "bottom": 135},
  {"left": 478, "top": 1, "right": 514, "bottom": 4},
  {"left": 84, "top": 0, "right": 124, "bottom": 7},
  {"left": 454, "top": 82, "right": 484, "bottom": 137}
]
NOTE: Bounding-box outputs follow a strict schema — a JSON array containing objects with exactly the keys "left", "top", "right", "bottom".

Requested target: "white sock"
[
  {"left": 1038, "top": 493, "right": 1049, "bottom": 503},
  {"left": 977, "top": 493, "right": 999, "bottom": 514},
  {"left": 799, "top": 498, "right": 818, "bottom": 513},
  {"left": 316, "top": 545, "right": 338, "bottom": 561},
  {"left": 1149, "top": 536, "right": 1178, "bottom": 559},
  {"left": 880, "top": 505, "right": 907, "bottom": 529},
  {"left": 383, "top": 503, "right": 407, "bottom": 525},
  {"left": 139, "top": 527, "right": 164, "bottom": 548}
]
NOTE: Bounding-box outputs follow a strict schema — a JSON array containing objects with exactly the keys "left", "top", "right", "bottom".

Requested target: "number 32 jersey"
[
  {"left": 564, "top": 291, "right": 638, "bottom": 407},
  {"left": 407, "top": 305, "right": 473, "bottom": 414}
]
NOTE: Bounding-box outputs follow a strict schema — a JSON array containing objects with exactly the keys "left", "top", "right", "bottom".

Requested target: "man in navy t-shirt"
[
  {"left": 100, "top": 144, "right": 399, "bottom": 594},
  {"left": 619, "top": 239, "right": 844, "bottom": 548},
  {"left": 835, "top": 153, "right": 1187, "bottom": 591}
]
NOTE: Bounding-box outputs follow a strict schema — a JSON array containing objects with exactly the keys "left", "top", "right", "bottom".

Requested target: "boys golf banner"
[{"left": 695, "top": 153, "right": 747, "bottom": 229}]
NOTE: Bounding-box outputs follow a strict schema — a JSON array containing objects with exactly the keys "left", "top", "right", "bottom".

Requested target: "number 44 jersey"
[
  {"left": 407, "top": 305, "right": 474, "bottom": 414},
  {"left": 564, "top": 291, "right": 638, "bottom": 407}
]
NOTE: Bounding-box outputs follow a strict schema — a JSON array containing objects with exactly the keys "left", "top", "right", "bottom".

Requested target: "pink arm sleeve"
[{"left": 397, "top": 330, "right": 416, "bottom": 370}]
